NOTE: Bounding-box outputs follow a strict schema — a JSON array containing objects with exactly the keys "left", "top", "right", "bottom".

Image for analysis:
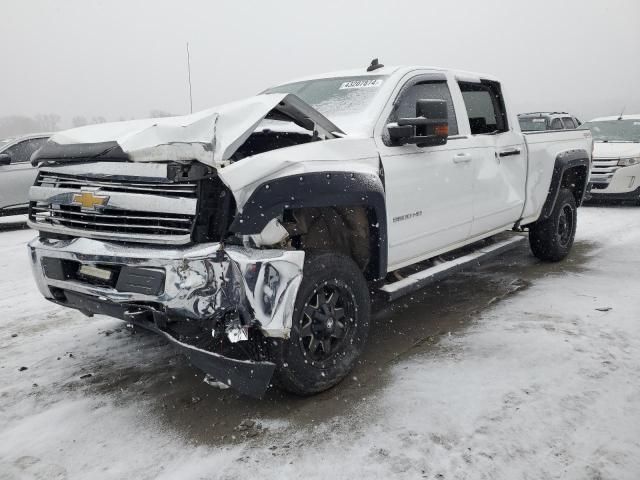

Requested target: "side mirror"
[
  {"left": 388, "top": 99, "right": 449, "bottom": 148},
  {"left": 388, "top": 124, "right": 414, "bottom": 143},
  {"left": 0, "top": 153, "right": 11, "bottom": 166}
]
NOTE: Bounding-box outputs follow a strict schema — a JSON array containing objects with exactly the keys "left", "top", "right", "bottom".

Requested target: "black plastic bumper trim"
[
  {"left": 115, "top": 266, "right": 165, "bottom": 295},
  {"left": 60, "top": 290, "right": 276, "bottom": 398}
]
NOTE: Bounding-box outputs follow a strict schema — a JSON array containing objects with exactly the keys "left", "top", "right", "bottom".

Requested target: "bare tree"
[
  {"left": 0, "top": 116, "right": 41, "bottom": 138},
  {"left": 34, "top": 113, "right": 61, "bottom": 131},
  {"left": 91, "top": 116, "right": 107, "bottom": 124},
  {"left": 71, "top": 116, "right": 88, "bottom": 128}
]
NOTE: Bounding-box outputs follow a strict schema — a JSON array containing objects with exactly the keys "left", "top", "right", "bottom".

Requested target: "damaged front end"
[
  {"left": 29, "top": 236, "right": 304, "bottom": 397},
  {"left": 26, "top": 92, "right": 351, "bottom": 397}
]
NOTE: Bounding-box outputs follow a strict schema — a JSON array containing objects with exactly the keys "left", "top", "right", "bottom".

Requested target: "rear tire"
[
  {"left": 273, "top": 252, "right": 370, "bottom": 396},
  {"left": 529, "top": 188, "right": 577, "bottom": 262}
]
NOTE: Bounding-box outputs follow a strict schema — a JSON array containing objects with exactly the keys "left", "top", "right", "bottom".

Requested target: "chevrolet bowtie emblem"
[{"left": 71, "top": 190, "right": 110, "bottom": 210}]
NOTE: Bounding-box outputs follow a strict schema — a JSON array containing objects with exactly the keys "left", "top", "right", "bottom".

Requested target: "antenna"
[
  {"left": 186, "top": 42, "right": 193, "bottom": 114},
  {"left": 367, "top": 58, "right": 384, "bottom": 72},
  {"left": 618, "top": 105, "right": 626, "bottom": 120}
]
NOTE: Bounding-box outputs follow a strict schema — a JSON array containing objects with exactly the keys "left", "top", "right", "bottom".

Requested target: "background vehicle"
[
  {"left": 0, "top": 133, "right": 50, "bottom": 216},
  {"left": 518, "top": 112, "right": 581, "bottom": 131},
  {"left": 26, "top": 64, "right": 592, "bottom": 397},
  {"left": 579, "top": 115, "right": 640, "bottom": 202}
]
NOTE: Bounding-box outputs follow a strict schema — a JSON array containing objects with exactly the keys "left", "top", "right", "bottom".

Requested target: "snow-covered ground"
[{"left": 1, "top": 206, "right": 639, "bottom": 479}]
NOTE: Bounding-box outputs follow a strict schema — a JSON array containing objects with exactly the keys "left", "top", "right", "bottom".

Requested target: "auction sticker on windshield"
[{"left": 339, "top": 79, "right": 383, "bottom": 89}]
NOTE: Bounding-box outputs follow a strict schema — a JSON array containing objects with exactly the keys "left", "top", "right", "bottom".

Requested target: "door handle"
[
  {"left": 452, "top": 153, "right": 472, "bottom": 164},
  {"left": 498, "top": 148, "right": 521, "bottom": 157}
]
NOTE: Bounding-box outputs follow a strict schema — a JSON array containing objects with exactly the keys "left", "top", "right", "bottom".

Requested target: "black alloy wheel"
[
  {"left": 299, "top": 282, "right": 355, "bottom": 365},
  {"left": 273, "top": 252, "right": 370, "bottom": 396}
]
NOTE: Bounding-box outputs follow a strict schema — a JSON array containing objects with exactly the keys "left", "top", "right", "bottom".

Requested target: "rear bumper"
[{"left": 28, "top": 236, "right": 305, "bottom": 397}]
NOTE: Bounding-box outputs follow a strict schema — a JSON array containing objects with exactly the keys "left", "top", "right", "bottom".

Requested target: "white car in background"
[
  {"left": 580, "top": 115, "right": 640, "bottom": 203},
  {"left": 0, "top": 133, "right": 50, "bottom": 216}
]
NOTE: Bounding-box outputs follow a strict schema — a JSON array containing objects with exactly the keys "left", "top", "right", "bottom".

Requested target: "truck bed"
[{"left": 521, "top": 129, "right": 593, "bottom": 221}]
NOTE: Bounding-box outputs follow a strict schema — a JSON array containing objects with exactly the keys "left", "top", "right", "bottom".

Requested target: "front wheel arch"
[{"left": 229, "top": 171, "right": 388, "bottom": 281}]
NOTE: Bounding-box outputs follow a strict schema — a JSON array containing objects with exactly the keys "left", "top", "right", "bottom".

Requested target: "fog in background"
[{"left": 1, "top": 0, "right": 639, "bottom": 136}]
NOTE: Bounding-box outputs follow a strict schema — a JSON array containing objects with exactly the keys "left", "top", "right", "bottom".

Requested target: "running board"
[{"left": 380, "top": 235, "right": 527, "bottom": 301}]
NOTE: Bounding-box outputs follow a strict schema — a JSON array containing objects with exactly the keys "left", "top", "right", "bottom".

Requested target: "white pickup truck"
[{"left": 27, "top": 62, "right": 592, "bottom": 397}]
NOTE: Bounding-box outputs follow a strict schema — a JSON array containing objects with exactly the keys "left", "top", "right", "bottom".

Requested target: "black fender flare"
[
  {"left": 539, "top": 149, "right": 590, "bottom": 220},
  {"left": 229, "top": 171, "right": 387, "bottom": 280}
]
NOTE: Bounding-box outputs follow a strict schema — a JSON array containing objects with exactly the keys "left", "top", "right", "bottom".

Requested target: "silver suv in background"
[
  {"left": 0, "top": 133, "right": 50, "bottom": 216},
  {"left": 518, "top": 112, "right": 582, "bottom": 132}
]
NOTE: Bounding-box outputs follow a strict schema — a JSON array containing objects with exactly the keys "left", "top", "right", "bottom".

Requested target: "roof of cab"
[{"left": 271, "top": 64, "right": 500, "bottom": 87}]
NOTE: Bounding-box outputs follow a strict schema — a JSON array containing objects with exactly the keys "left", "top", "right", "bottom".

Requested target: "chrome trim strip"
[
  {"left": 40, "top": 162, "right": 170, "bottom": 181},
  {"left": 31, "top": 206, "right": 192, "bottom": 223},
  {"left": 27, "top": 219, "right": 192, "bottom": 245},
  {"left": 32, "top": 215, "right": 191, "bottom": 233},
  {"left": 38, "top": 175, "right": 196, "bottom": 195}
]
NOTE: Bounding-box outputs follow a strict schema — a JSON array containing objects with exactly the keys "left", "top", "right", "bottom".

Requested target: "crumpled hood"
[
  {"left": 43, "top": 93, "right": 343, "bottom": 167},
  {"left": 593, "top": 141, "right": 640, "bottom": 159}
]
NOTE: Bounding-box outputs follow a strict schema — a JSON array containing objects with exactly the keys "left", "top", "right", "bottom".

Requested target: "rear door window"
[
  {"left": 550, "top": 118, "right": 564, "bottom": 130},
  {"left": 458, "top": 81, "right": 508, "bottom": 134},
  {"left": 519, "top": 117, "right": 548, "bottom": 131}
]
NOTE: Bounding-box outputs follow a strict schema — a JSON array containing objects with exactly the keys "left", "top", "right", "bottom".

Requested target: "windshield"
[
  {"left": 579, "top": 119, "right": 640, "bottom": 142},
  {"left": 518, "top": 117, "right": 548, "bottom": 131},
  {"left": 0, "top": 137, "right": 15, "bottom": 150},
  {"left": 265, "top": 75, "right": 388, "bottom": 117}
]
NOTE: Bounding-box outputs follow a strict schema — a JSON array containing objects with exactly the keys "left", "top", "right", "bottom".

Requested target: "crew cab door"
[
  {"left": 376, "top": 73, "right": 473, "bottom": 270},
  {"left": 457, "top": 79, "right": 526, "bottom": 235},
  {"left": 0, "top": 137, "right": 47, "bottom": 210}
]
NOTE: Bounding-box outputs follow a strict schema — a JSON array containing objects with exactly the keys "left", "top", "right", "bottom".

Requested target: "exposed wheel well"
[
  {"left": 561, "top": 164, "right": 589, "bottom": 205},
  {"left": 285, "top": 206, "right": 383, "bottom": 281}
]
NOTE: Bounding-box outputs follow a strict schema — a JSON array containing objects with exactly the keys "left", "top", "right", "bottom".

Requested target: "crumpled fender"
[{"left": 216, "top": 136, "right": 381, "bottom": 210}]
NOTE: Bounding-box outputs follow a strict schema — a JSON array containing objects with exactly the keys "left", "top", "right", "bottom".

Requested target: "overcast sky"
[{"left": 2, "top": 0, "right": 639, "bottom": 126}]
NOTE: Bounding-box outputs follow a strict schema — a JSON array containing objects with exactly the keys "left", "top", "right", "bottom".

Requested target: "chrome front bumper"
[{"left": 28, "top": 236, "right": 305, "bottom": 338}]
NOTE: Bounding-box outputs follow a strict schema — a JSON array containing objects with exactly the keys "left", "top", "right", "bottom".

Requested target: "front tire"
[
  {"left": 273, "top": 252, "right": 370, "bottom": 396},
  {"left": 529, "top": 188, "right": 577, "bottom": 262}
]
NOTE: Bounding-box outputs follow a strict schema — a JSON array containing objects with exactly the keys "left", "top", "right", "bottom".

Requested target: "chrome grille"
[
  {"left": 590, "top": 157, "right": 620, "bottom": 185},
  {"left": 36, "top": 172, "right": 197, "bottom": 197},
  {"left": 29, "top": 168, "right": 198, "bottom": 244}
]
